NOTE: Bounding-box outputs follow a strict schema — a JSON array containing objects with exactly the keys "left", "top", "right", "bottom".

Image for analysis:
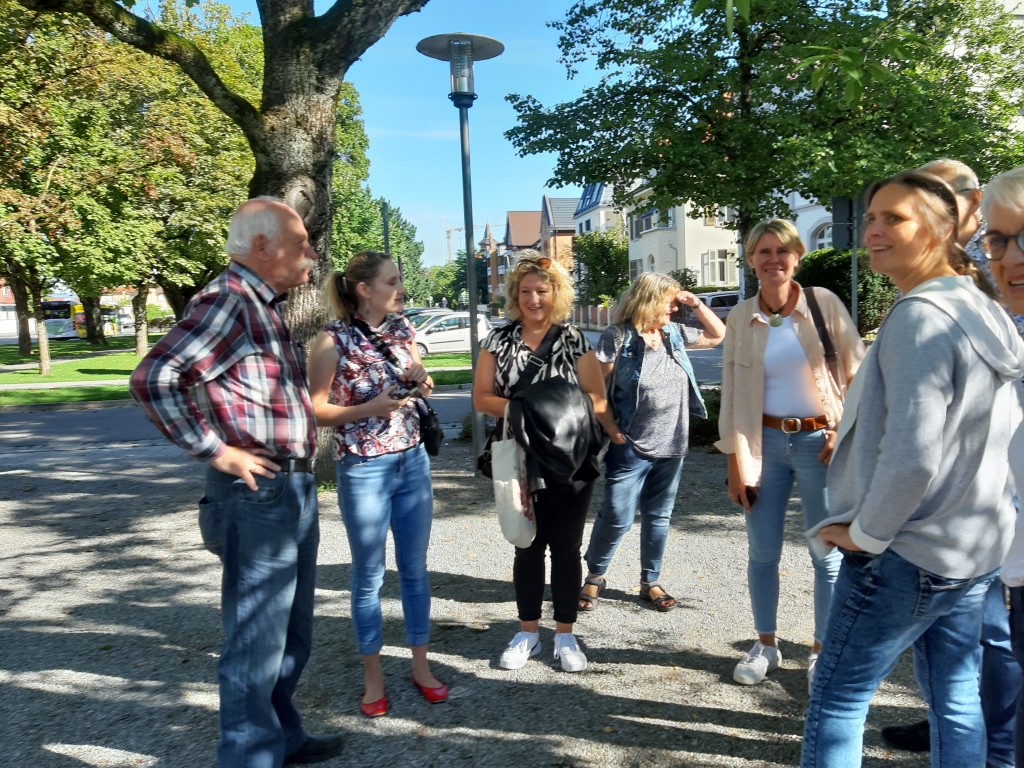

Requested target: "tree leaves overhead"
[{"left": 509, "top": 0, "right": 1024, "bottom": 255}]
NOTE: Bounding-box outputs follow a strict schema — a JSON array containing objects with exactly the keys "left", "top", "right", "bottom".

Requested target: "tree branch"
[
  {"left": 313, "top": 0, "right": 430, "bottom": 80},
  {"left": 16, "top": 0, "right": 264, "bottom": 143}
]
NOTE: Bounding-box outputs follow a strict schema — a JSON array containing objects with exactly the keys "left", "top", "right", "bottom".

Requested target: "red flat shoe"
[
  {"left": 412, "top": 676, "right": 448, "bottom": 703},
  {"left": 360, "top": 690, "right": 388, "bottom": 718}
]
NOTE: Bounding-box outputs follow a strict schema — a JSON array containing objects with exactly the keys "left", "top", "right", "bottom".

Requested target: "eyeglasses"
[
  {"left": 955, "top": 187, "right": 980, "bottom": 196},
  {"left": 982, "top": 230, "right": 1024, "bottom": 261}
]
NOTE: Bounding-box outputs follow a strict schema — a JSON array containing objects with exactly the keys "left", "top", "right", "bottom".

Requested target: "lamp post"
[{"left": 417, "top": 32, "right": 504, "bottom": 464}]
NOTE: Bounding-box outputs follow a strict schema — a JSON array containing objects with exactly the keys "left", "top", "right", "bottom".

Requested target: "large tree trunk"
[
  {"left": 132, "top": 283, "right": 149, "bottom": 356},
  {"left": 157, "top": 280, "right": 202, "bottom": 320},
  {"left": 79, "top": 296, "right": 106, "bottom": 345},
  {"left": 4, "top": 265, "right": 33, "bottom": 355}
]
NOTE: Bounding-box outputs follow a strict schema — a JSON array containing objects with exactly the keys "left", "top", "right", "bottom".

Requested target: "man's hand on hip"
[{"left": 211, "top": 445, "right": 282, "bottom": 491}]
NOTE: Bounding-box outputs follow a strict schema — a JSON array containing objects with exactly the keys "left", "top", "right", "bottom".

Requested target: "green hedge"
[
  {"left": 797, "top": 248, "right": 897, "bottom": 335},
  {"left": 689, "top": 387, "right": 721, "bottom": 448}
]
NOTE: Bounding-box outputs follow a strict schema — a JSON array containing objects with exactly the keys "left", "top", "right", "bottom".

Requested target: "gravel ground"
[{"left": 1, "top": 435, "right": 931, "bottom": 768}]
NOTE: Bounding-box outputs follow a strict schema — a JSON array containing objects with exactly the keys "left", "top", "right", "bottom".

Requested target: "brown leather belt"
[{"left": 763, "top": 415, "right": 829, "bottom": 434}]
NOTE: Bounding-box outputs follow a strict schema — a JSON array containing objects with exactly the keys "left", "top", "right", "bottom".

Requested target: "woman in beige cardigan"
[{"left": 716, "top": 218, "right": 864, "bottom": 690}]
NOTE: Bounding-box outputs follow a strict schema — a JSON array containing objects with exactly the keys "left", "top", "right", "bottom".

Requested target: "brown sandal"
[
  {"left": 640, "top": 582, "right": 676, "bottom": 612},
  {"left": 578, "top": 575, "right": 606, "bottom": 612}
]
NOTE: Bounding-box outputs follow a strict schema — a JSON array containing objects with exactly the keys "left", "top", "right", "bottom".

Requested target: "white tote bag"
[{"left": 491, "top": 414, "right": 536, "bottom": 549}]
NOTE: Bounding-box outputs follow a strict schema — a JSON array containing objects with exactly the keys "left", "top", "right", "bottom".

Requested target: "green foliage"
[
  {"left": 572, "top": 230, "right": 629, "bottom": 305},
  {"left": 692, "top": 284, "right": 739, "bottom": 294},
  {"left": 0, "top": 385, "right": 132, "bottom": 406},
  {"left": 508, "top": 0, "right": 1024, "bottom": 248},
  {"left": 688, "top": 387, "right": 721, "bottom": 448},
  {"left": 797, "top": 248, "right": 896, "bottom": 335},
  {"left": 669, "top": 268, "right": 699, "bottom": 292}
]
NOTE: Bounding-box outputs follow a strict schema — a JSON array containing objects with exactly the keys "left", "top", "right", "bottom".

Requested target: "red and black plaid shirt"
[{"left": 130, "top": 261, "right": 315, "bottom": 461}]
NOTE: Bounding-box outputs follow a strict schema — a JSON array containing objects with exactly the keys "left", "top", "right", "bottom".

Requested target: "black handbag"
[
  {"left": 477, "top": 323, "right": 562, "bottom": 478},
  {"left": 351, "top": 317, "right": 443, "bottom": 456}
]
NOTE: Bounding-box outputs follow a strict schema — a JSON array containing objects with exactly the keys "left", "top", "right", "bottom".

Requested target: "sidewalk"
[{"left": 0, "top": 435, "right": 929, "bottom": 767}]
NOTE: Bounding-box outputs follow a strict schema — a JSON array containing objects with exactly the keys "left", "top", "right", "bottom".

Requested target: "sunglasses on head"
[{"left": 520, "top": 255, "right": 552, "bottom": 269}]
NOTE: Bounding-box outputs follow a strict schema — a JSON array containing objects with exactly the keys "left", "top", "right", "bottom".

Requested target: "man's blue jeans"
[
  {"left": 585, "top": 441, "right": 685, "bottom": 585},
  {"left": 803, "top": 549, "right": 996, "bottom": 768},
  {"left": 335, "top": 444, "right": 433, "bottom": 656},
  {"left": 746, "top": 427, "right": 840, "bottom": 642},
  {"left": 200, "top": 465, "right": 319, "bottom": 768},
  {"left": 980, "top": 578, "right": 1020, "bottom": 768}
]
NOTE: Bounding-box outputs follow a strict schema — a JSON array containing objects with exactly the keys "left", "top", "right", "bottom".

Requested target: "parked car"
[
  {"left": 409, "top": 309, "right": 453, "bottom": 329},
  {"left": 671, "top": 290, "right": 739, "bottom": 326},
  {"left": 414, "top": 311, "right": 492, "bottom": 356}
]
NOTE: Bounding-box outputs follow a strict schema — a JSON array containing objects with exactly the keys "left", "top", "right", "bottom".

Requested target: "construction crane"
[{"left": 440, "top": 219, "right": 489, "bottom": 262}]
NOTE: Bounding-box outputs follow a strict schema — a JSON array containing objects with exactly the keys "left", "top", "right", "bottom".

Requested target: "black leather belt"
[{"left": 276, "top": 457, "right": 313, "bottom": 473}]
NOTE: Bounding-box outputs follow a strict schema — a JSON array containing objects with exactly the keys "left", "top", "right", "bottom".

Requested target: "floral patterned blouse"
[{"left": 323, "top": 314, "right": 420, "bottom": 459}]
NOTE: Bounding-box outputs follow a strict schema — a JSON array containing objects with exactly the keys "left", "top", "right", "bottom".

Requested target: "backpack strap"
[{"left": 804, "top": 287, "right": 841, "bottom": 391}]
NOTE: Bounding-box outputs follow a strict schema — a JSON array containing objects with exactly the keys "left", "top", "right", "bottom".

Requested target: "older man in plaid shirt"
[{"left": 131, "top": 197, "right": 343, "bottom": 767}]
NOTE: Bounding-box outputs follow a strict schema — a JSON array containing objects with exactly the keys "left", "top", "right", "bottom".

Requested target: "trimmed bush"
[
  {"left": 689, "top": 387, "right": 721, "bottom": 448},
  {"left": 796, "top": 248, "right": 896, "bottom": 335}
]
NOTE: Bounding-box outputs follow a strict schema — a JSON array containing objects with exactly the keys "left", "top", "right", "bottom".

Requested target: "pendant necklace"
[{"left": 761, "top": 298, "right": 785, "bottom": 328}]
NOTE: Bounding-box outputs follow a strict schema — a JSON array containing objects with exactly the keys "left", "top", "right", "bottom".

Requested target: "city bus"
[{"left": 41, "top": 300, "right": 80, "bottom": 339}]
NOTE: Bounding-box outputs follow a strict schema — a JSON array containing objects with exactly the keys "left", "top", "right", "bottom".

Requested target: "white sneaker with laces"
[
  {"left": 807, "top": 652, "right": 819, "bottom": 694},
  {"left": 553, "top": 633, "right": 588, "bottom": 672},
  {"left": 499, "top": 631, "right": 541, "bottom": 670},
  {"left": 733, "top": 640, "right": 781, "bottom": 685}
]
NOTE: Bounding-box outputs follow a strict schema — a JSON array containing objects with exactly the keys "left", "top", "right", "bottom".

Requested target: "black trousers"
[{"left": 513, "top": 480, "right": 594, "bottom": 625}]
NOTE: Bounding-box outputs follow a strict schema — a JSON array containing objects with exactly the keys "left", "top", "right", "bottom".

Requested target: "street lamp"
[{"left": 417, "top": 33, "right": 504, "bottom": 465}]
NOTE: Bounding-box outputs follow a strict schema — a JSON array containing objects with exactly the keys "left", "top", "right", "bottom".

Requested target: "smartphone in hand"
[
  {"left": 746, "top": 487, "right": 759, "bottom": 505},
  {"left": 390, "top": 383, "right": 420, "bottom": 399}
]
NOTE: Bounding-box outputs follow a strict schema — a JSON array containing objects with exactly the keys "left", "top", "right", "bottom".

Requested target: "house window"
[
  {"left": 702, "top": 250, "right": 738, "bottom": 285},
  {"left": 629, "top": 259, "right": 641, "bottom": 280},
  {"left": 1, "top": 286, "right": 9, "bottom": 297},
  {"left": 639, "top": 210, "right": 655, "bottom": 234},
  {"left": 814, "top": 224, "right": 833, "bottom": 251},
  {"left": 578, "top": 223, "right": 584, "bottom": 234},
  {"left": 665, "top": 209, "right": 675, "bottom": 228},
  {"left": 585, "top": 219, "right": 592, "bottom": 231},
  {"left": 647, "top": 255, "right": 655, "bottom": 273}
]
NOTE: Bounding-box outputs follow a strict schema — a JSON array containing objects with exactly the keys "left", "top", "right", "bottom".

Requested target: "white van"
[{"left": 414, "top": 311, "right": 492, "bottom": 356}]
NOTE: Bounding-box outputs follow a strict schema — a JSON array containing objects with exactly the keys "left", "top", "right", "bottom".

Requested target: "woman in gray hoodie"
[{"left": 801, "top": 171, "right": 1024, "bottom": 768}]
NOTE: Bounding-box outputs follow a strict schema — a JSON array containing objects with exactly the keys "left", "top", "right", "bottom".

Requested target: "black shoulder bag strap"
[
  {"left": 511, "top": 322, "right": 563, "bottom": 395},
  {"left": 804, "top": 287, "right": 841, "bottom": 390}
]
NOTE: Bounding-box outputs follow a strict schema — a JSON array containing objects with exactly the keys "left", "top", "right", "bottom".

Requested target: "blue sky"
[{"left": 228, "top": 0, "right": 602, "bottom": 266}]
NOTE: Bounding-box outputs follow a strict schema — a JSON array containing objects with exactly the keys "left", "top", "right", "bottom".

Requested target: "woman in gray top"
[
  {"left": 802, "top": 171, "right": 1024, "bottom": 767},
  {"left": 579, "top": 272, "right": 724, "bottom": 613}
]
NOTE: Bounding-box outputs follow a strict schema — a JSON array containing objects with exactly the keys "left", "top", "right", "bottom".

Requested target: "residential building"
[
  {"left": 572, "top": 183, "right": 622, "bottom": 236},
  {"left": 625, "top": 192, "right": 740, "bottom": 287},
  {"left": 539, "top": 194, "right": 579, "bottom": 268},
  {"left": 485, "top": 210, "right": 541, "bottom": 306}
]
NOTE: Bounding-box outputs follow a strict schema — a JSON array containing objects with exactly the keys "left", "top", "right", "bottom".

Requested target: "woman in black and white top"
[{"left": 473, "top": 250, "right": 618, "bottom": 673}]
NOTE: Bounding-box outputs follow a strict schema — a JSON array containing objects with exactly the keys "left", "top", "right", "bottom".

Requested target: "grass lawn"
[
  {"left": 0, "top": 334, "right": 164, "bottom": 366},
  {"left": 0, "top": 386, "right": 132, "bottom": 407},
  {"left": 431, "top": 370, "right": 472, "bottom": 386},
  {"left": 422, "top": 352, "right": 471, "bottom": 368},
  {"left": 0, "top": 352, "right": 141, "bottom": 384}
]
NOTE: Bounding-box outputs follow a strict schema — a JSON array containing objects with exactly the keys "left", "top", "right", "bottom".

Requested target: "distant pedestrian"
[
  {"left": 717, "top": 218, "right": 864, "bottom": 690},
  {"left": 440, "top": 296, "right": 448, "bottom": 308},
  {"left": 130, "top": 197, "right": 343, "bottom": 768},
  {"left": 579, "top": 272, "right": 724, "bottom": 615},
  {"left": 306, "top": 253, "right": 445, "bottom": 718}
]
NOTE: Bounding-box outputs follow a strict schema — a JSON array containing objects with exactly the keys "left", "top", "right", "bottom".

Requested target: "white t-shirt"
[{"left": 762, "top": 315, "right": 823, "bottom": 418}]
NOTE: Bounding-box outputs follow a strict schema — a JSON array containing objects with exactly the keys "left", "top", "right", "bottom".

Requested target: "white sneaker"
[
  {"left": 733, "top": 640, "right": 781, "bottom": 685},
  {"left": 807, "top": 653, "right": 819, "bottom": 694},
  {"left": 499, "top": 631, "right": 541, "bottom": 670},
  {"left": 553, "top": 633, "right": 588, "bottom": 672}
]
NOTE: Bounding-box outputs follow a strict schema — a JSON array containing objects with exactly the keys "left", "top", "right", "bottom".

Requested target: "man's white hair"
[
  {"left": 225, "top": 196, "right": 287, "bottom": 258},
  {"left": 982, "top": 165, "right": 1024, "bottom": 218},
  {"left": 919, "top": 158, "right": 980, "bottom": 194}
]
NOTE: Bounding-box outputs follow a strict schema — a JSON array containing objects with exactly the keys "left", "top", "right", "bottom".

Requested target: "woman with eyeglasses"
[
  {"left": 801, "top": 171, "right": 1024, "bottom": 767},
  {"left": 717, "top": 219, "right": 864, "bottom": 690},
  {"left": 984, "top": 165, "right": 1024, "bottom": 764},
  {"left": 472, "top": 250, "right": 617, "bottom": 673}
]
